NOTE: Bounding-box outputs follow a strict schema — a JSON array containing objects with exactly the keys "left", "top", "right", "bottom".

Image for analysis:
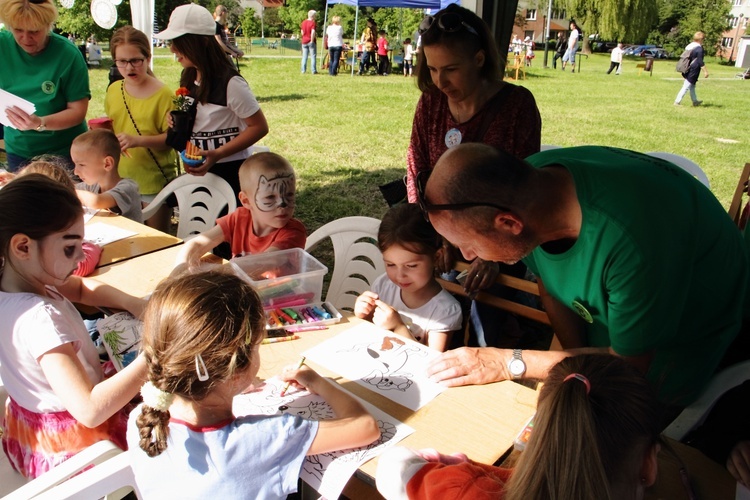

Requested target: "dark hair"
[
  {"left": 378, "top": 203, "right": 441, "bottom": 256},
  {"left": 172, "top": 34, "right": 239, "bottom": 104},
  {"left": 404, "top": 38, "right": 411, "bottom": 45},
  {"left": 378, "top": 30, "right": 385, "bottom": 36},
  {"left": 136, "top": 269, "right": 266, "bottom": 457},
  {"left": 110, "top": 25, "right": 155, "bottom": 77},
  {"left": 72, "top": 129, "right": 121, "bottom": 168},
  {"left": 505, "top": 354, "right": 663, "bottom": 500},
  {"left": 416, "top": 4, "right": 501, "bottom": 92},
  {"left": 0, "top": 174, "right": 83, "bottom": 262}
]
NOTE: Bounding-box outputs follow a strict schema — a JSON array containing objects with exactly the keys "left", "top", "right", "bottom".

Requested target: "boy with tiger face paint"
[{"left": 176, "top": 152, "right": 306, "bottom": 268}]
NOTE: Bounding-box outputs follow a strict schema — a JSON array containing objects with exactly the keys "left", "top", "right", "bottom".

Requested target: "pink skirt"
[{"left": 1, "top": 397, "right": 128, "bottom": 479}]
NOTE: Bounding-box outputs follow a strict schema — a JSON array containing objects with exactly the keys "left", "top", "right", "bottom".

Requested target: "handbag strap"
[
  {"left": 471, "top": 83, "right": 515, "bottom": 143},
  {"left": 120, "top": 81, "right": 177, "bottom": 182}
]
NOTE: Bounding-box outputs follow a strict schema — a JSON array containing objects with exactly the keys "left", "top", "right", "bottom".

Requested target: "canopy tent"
[{"left": 322, "top": 0, "right": 457, "bottom": 75}]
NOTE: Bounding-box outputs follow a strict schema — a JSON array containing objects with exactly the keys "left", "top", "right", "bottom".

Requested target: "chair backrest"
[
  {"left": 32, "top": 452, "right": 140, "bottom": 500},
  {"left": 2, "top": 440, "right": 126, "bottom": 500},
  {"left": 540, "top": 144, "right": 562, "bottom": 151},
  {"left": 645, "top": 151, "right": 711, "bottom": 188},
  {"left": 728, "top": 162, "right": 750, "bottom": 226},
  {"left": 141, "top": 173, "right": 237, "bottom": 240},
  {"left": 305, "top": 217, "right": 384, "bottom": 313}
]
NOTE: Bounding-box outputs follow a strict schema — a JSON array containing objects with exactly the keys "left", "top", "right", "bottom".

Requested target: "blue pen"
[{"left": 312, "top": 305, "right": 331, "bottom": 319}]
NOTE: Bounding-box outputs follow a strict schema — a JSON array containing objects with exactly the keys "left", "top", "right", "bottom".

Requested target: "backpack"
[{"left": 676, "top": 49, "right": 692, "bottom": 73}]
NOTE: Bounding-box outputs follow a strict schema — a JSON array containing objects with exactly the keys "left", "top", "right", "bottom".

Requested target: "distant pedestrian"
[
  {"left": 326, "top": 16, "right": 343, "bottom": 76},
  {"left": 359, "top": 18, "right": 377, "bottom": 75},
  {"left": 561, "top": 21, "right": 579, "bottom": 72},
  {"left": 607, "top": 43, "right": 623, "bottom": 75},
  {"left": 553, "top": 32, "right": 566, "bottom": 69},
  {"left": 376, "top": 30, "right": 389, "bottom": 75},
  {"left": 403, "top": 38, "right": 415, "bottom": 77},
  {"left": 300, "top": 10, "right": 317, "bottom": 74},
  {"left": 674, "top": 31, "right": 709, "bottom": 106}
]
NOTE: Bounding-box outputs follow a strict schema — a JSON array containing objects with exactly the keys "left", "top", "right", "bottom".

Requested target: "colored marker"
[
  {"left": 280, "top": 356, "right": 306, "bottom": 397},
  {"left": 282, "top": 307, "right": 302, "bottom": 323},
  {"left": 276, "top": 308, "right": 296, "bottom": 325},
  {"left": 312, "top": 306, "right": 331, "bottom": 320},
  {"left": 261, "top": 335, "right": 300, "bottom": 345},
  {"left": 286, "top": 325, "right": 328, "bottom": 333}
]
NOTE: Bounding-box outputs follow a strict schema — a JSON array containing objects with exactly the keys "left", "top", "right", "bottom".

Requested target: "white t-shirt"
[
  {"left": 127, "top": 406, "right": 318, "bottom": 499},
  {"left": 404, "top": 43, "right": 415, "bottom": 60},
  {"left": 76, "top": 178, "right": 143, "bottom": 223},
  {"left": 611, "top": 46, "right": 623, "bottom": 63},
  {"left": 568, "top": 29, "right": 580, "bottom": 49},
  {"left": 371, "top": 274, "right": 462, "bottom": 341},
  {"left": 326, "top": 24, "right": 344, "bottom": 47},
  {"left": 192, "top": 75, "right": 262, "bottom": 164},
  {"left": 0, "top": 286, "right": 102, "bottom": 412}
]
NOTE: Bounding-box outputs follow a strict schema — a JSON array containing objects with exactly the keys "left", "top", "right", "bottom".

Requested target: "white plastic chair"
[
  {"left": 645, "top": 151, "right": 711, "bottom": 188},
  {"left": 0, "top": 376, "right": 29, "bottom": 497},
  {"left": 1, "top": 440, "right": 127, "bottom": 500},
  {"left": 663, "top": 359, "right": 750, "bottom": 441},
  {"left": 305, "top": 217, "right": 384, "bottom": 313},
  {"left": 141, "top": 172, "right": 236, "bottom": 240}
]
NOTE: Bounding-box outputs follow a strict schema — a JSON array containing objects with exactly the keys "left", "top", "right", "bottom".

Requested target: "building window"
[
  {"left": 722, "top": 37, "right": 734, "bottom": 47},
  {"left": 732, "top": 0, "right": 741, "bottom": 6},
  {"left": 526, "top": 9, "right": 537, "bottom": 20},
  {"left": 551, "top": 9, "right": 567, "bottom": 19}
]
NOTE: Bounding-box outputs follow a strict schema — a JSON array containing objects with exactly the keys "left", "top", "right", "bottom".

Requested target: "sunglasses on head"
[
  {"left": 418, "top": 11, "right": 479, "bottom": 37},
  {"left": 415, "top": 170, "right": 509, "bottom": 223}
]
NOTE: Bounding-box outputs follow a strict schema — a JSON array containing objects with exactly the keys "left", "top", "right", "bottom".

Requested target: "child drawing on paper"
[
  {"left": 128, "top": 270, "right": 380, "bottom": 498},
  {"left": 355, "top": 203, "right": 462, "bottom": 352}
]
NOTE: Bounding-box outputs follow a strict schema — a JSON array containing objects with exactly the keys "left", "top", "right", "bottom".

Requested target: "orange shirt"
[
  {"left": 407, "top": 461, "right": 512, "bottom": 499},
  {"left": 217, "top": 207, "right": 306, "bottom": 257}
]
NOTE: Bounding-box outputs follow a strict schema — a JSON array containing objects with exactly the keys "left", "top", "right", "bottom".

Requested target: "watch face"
[{"left": 509, "top": 358, "right": 525, "bottom": 376}]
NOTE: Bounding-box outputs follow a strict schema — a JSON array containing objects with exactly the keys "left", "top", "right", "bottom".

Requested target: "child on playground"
[
  {"left": 72, "top": 129, "right": 143, "bottom": 223},
  {"left": 176, "top": 152, "right": 306, "bottom": 267},
  {"left": 377, "top": 29, "right": 389, "bottom": 75},
  {"left": 0, "top": 175, "right": 147, "bottom": 478},
  {"left": 403, "top": 38, "right": 414, "bottom": 77},
  {"left": 128, "top": 269, "right": 380, "bottom": 498},
  {"left": 355, "top": 203, "right": 462, "bottom": 352}
]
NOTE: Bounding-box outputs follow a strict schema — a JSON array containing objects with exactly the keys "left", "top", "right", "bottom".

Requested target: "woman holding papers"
[{"left": 0, "top": 0, "right": 89, "bottom": 171}]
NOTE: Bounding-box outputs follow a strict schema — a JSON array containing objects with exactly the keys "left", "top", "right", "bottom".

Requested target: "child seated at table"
[
  {"left": 128, "top": 269, "right": 380, "bottom": 497},
  {"left": 176, "top": 152, "right": 306, "bottom": 267},
  {"left": 376, "top": 354, "right": 663, "bottom": 499},
  {"left": 0, "top": 175, "right": 147, "bottom": 479},
  {"left": 354, "top": 203, "right": 462, "bottom": 352},
  {"left": 71, "top": 129, "right": 143, "bottom": 223}
]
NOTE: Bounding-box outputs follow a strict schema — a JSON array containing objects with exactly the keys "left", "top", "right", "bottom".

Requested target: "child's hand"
[
  {"left": 280, "top": 365, "right": 324, "bottom": 395},
  {"left": 354, "top": 291, "right": 378, "bottom": 319},
  {"left": 116, "top": 132, "right": 140, "bottom": 151},
  {"left": 372, "top": 300, "right": 403, "bottom": 331},
  {"left": 415, "top": 448, "right": 470, "bottom": 465}
]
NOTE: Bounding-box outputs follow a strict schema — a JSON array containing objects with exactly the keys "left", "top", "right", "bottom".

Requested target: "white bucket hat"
[{"left": 155, "top": 4, "right": 215, "bottom": 40}]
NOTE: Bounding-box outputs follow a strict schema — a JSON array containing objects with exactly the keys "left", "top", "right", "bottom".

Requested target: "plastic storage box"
[{"left": 230, "top": 248, "right": 328, "bottom": 305}]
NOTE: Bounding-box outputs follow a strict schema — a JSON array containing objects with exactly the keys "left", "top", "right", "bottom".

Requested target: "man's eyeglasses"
[
  {"left": 28, "top": 0, "right": 48, "bottom": 4},
  {"left": 114, "top": 58, "right": 146, "bottom": 68},
  {"left": 418, "top": 12, "right": 479, "bottom": 37},
  {"left": 415, "top": 170, "right": 509, "bottom": 222}
]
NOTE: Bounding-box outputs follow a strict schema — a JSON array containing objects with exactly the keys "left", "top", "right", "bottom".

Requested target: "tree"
[
  {"left": 55, "top": 0, "right": 132, "bottom": 43},
  {"left": 278, "top": 0, "right": 323, "bottom": 36},
  {"left": 560, "top": 0, "right": 658, "bottom": 47},
  {"left": 240, "top": 8, "right": 262, "bottom": 37}
]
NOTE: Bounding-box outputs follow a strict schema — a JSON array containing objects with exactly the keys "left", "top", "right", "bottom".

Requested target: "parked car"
[
  {"left": 641, "top": 48, "right": 670, "bottom": 59},
  {"left": 624, "top": 44, "right": 656, "bottom": 56}
]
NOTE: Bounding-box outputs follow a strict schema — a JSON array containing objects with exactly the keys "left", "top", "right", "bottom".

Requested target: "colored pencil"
[{"left": 280, "top": 356, "right": 306, "bottom": 397}]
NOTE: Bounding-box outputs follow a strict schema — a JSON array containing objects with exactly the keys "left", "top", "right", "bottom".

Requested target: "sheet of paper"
[
  {"left": 83, "top": 207, "right": 99, "bottom": 223},
  {"left": 303, "top": 321, "right": 446, "bottom": 411},
  {"left": 84, "top": 222, "right": 137, "bottom": 246},
  {"left": 97, "top": 312, "right": 142, "bottom": 371},
  {"left": 0, "top": 88, "right": 36, "bottom": 129},
  {"left": 234, "top": 376, "right": 414, "bottom": 500}
]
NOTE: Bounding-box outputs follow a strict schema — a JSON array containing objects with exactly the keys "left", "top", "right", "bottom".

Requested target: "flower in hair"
[{"left": 140, "top": 381, "right": 175, "bottom": 411}]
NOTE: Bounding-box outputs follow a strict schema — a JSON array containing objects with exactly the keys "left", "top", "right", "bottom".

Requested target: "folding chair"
[{"left": 728, "top": 162, "right": 750, "bottom": 227}]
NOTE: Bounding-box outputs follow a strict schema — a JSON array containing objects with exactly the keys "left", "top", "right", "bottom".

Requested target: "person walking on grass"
[
  {"left": 561, "top": 21, "right": 579, "bottom": 72},
  {"left": 607, "top": 43, "right": 623, "bottom": 75},
  {"left": 300, "top": 10, "right": 317, "bottom": 75},
  {"left": 675, "top": 31, "right": 709, "bottom": 106}
]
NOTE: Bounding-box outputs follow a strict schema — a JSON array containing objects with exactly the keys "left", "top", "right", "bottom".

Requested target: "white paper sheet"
[
  {"left": 84, "top": 222, "right": 137, "bottom": 246},
  {"left": 0, "top": 88, "right": 36, "bottom": 129},
  {"left": 83, "top": 207, "right": 99, "bottom": 223},
  {"left": 303, "top": 321, "right": 446, "bottom": 411},
  {"left": 234, "top": 376, "right": 414, "bottom": 500},
  {"left": 97, "top": 312, "right": 142, "bottom": 371}
]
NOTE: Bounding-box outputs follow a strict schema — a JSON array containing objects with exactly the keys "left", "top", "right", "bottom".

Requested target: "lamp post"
[
  {"left": 543, "top": 0, "right": 553, "bottom": 68},
  {"left": 729, "top": 13, "right": 744, "bottom": 63}
]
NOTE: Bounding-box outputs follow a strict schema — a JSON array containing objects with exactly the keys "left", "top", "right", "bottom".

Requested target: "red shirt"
[
  {"left": 217, "top": 207, "right": 306, "bottom": 257},
  {"left": 407, "top": 462, "right": 512, "bottom": 499},
  {"left": 300, "top": 19, "right": 316, "bottom": 44},
  {"left": 377, "top": 36, "right": 388, "bottom": 56}
]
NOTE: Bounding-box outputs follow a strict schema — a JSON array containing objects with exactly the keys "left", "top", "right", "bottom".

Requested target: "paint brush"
[{"left": 280, "top": 356, "right": 306, "bottom": 397}]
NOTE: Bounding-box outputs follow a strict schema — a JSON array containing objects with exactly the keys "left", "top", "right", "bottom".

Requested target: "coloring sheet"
[
  {"left": 233, "top": 377, "right": 414, "bottom": 500},
  {"left": 84, "top": 222, "right": 137, "bottom": 246},
  {"left": 97, "top": 312, "right": 142, "bottom": 371},
  {"left": 302, "top": 321, "right": 446, "bottom": 411},
  {"left": 83, "top": 207, "right": 99, "bottom": 223}
]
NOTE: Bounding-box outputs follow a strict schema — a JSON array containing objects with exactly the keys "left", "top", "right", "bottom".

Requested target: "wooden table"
[
  {"left": 256, "top": 316, "right": 538, "bottom": 498},
  {"left": 87, "top": 212, "right": 182, "bottom": 268}
]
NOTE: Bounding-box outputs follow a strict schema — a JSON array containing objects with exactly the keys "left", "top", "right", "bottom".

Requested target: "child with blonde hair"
[
  {"left": 176, "top": 152, "right": 306, "bottom": 267},
  {"left": 128, "top": 269, "right": 379, "bottom": 497},
  {"left": 355, "top": 203, "right": 462, "bottom": 351},
  {"left": 72, "top": 129, "right": 143, "bottom": 223},
  {"left": 0, "top": 175, "right": 147, "bottom": 478}
]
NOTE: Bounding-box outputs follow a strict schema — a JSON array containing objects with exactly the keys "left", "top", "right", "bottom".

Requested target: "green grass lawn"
[{"left": 86, "top": 48, "right": 750, "bottom": 233}]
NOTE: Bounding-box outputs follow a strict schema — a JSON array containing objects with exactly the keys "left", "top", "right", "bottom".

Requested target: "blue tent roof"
[{"left": 326, "top": 0, "right": 443, "bottom": 7}]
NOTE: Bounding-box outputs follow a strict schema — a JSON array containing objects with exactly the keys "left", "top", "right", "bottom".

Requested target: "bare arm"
[
  {"left": 6, "top": 98, "right": 88, "bottom": 132},
  {"left": 76, "top": 189, "right": 118, "bottom": 211},
  {"left": 175, "top": 226, "right": 226, "bottom": 268},
  {"left": 116, "top": 131, "right": 170, "bottom": 152},
  {"left": 40, "top": 347, "right": 147, "bottom": 427},
  {"left": 537, "top": 277, "right": 587, "bottom": 348},
  {"left": 57, "top": 275, "right": 146, "bottom": 318}
]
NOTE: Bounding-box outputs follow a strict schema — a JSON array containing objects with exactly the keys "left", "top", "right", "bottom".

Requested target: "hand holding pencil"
[{"left": 280, "top": 357, "right": 330, "bottom": 397}]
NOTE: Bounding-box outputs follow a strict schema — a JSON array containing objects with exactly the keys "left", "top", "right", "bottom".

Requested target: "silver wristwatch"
[{"left": 508, "top": 348, "right": 526, "bottom": 379}]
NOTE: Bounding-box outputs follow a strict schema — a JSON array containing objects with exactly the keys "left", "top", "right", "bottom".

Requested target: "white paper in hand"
[{"left": 0, "top": 89, "right": 36, "bottom": 129}]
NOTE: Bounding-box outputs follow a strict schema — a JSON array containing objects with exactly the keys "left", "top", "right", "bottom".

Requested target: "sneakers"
[
  {"left": 674, "top": 102, "right": 681, "bottom": 106},
  {"left": 692, "top": 100, "right": 703, "bottom": 107}
]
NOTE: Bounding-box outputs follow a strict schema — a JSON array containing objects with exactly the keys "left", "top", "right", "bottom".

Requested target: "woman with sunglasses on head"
[
  {"left": 405, "top": 4, "right": 542, "bottom": 346},
  {"left": 105, "top": 26, "right": 179, "bottom": 232},
  {"left": 0, "top": 0, "right": 89, "bottom": 172}
]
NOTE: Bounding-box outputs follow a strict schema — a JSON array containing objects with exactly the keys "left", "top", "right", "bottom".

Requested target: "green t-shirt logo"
[
  {"left": 571, "top": 300, "right": 594, "bottom": 323},
  {"left": 41, "top": 81, "right": 55, "bottom": 94}
]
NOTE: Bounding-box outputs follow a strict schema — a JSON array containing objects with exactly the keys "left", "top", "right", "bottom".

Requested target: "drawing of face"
[
  {"left": 27, "top": 218, "right": 85, "bottom": 289},
  {"left": 382, "top": 244, "right": 435, "bottom": 294},
  {"left": 242, "top": 169, "right": 296, "bottom": 233}
]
